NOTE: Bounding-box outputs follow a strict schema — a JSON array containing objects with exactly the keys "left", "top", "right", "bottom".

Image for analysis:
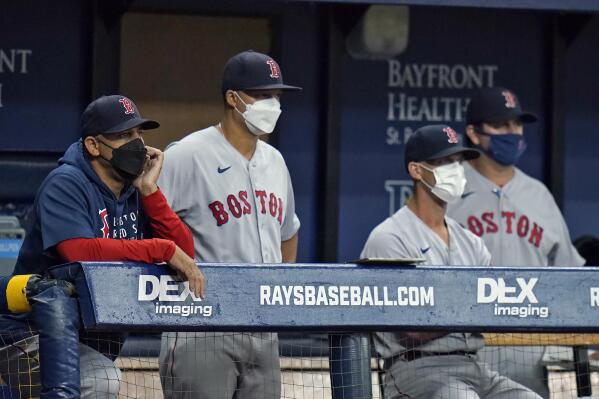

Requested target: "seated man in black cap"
[
  {"left": 12, "top": 95, "right": 206, "bottom": 398},
  {"left": 361, "top": 125, "right": 540, "bottom": 399},
  {"left": 158, "top": 50, "right": 301, "bottom": 399}
]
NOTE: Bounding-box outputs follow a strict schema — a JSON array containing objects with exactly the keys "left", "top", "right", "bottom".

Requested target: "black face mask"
[{"left": 98, "top": 137, "right": 147, "bottom": 181}]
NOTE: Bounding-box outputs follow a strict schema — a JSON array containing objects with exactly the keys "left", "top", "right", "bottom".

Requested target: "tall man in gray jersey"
[
  {"left": 362, "top": 125, "right": 540, "bottom": 399},
  {"left": 446, "top": 87, "right": 584, "bottom": 397},
  {"left": 158, "top": 50, "right": 301, "bottom": 399}
]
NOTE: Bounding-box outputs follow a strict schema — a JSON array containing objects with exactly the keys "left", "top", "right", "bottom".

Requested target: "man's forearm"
[{"left": 281, "top": 233, "right": 298, "bottom": 263}]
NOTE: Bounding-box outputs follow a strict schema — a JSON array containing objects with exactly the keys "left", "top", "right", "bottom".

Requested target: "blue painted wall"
[
  {"left": 336, "top": 7, "right": 548, "bottom": 261},
  {"left": 0, "top": 0, "right": 88, "bottom": 151},
  {"left": 563, "top": 15, "right": 599, "bottom": 241},
  {"left": 0, "top": 1, "right": 597, "bottom": 264},
  {"left": 275, "top": 6, "right": 323, "bottom": 263}
]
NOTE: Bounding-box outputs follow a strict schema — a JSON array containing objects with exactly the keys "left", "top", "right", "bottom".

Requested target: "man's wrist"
[{"left": 139, "top": 184, "right": 158, "bottom": 197}]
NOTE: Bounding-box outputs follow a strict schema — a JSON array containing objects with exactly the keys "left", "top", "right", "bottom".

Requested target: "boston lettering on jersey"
[
  {"left": 98, "top": 208, "right": 139, "bottom": 239},
  {"left": 208, "top": 190, "right": 284, "bottom": 227},
  {"left": 466, "top": 211, "right": 543, "bottom": 248}
]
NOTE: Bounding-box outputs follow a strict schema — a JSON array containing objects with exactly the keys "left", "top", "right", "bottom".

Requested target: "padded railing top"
[{"left": 49, "top": 262, "right": 599, "bottom": 332}]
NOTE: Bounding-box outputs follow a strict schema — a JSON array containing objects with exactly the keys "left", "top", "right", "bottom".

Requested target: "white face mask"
[
  {"left": 419, "top": 161, "right": 466, "bottom": 204},
  {"left": 234, "top": 92, "right": 282, "bottom": 136}
]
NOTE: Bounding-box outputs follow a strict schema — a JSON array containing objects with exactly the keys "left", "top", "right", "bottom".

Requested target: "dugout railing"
[{"left": 43, "top": 262, "right": 599, "bottom": 398}]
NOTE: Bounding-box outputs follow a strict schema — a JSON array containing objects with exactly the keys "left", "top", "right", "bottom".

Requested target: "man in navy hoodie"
[{"left": 10, "top": 95, "right": 205, "bottom": 398}]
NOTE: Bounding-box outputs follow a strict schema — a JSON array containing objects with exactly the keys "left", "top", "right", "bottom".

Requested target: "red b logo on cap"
[
  {"left": 502, "top": 90, "right": 517, "bottom": 109},
  {"left": 444, "top": 127, "right": 459, "bottom": 144},
  {"left": 266, "top": 59, "right": 280, "bottom": 79},
  {"left": 119, "top": 98, "right": 135, "bottom": 115}
]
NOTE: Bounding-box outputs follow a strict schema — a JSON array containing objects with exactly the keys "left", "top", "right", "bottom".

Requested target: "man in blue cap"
[
  {"left": 12, "top": 94, "right": 205, "bottom": 398},
  {"left": 158, "top": 50, "right": 302, "bottom": 399},
  {"left": 361, "top": 125, "right": 540, "bottom": 399},
  {"left": 447, "top": 87, "right": 584, "bottom": 397}
]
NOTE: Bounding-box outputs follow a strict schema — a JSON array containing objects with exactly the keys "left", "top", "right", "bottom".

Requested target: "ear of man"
[
  {"left": 83, "top": 136, "right": 101, "bottom": 157},
  {"left": 224, "top": 90, "right": 235, "bottom": 109},
  {"left": 407, "top": 161, "right": 422, "bottom": 181},
  {"left": 225, "top": 90, "right": 244, "bottom": 110},
  {"left": 465, "top": 125, "right": 480, "bottom": 146},
  {"left": 408, "top": 161, "right": 436, "bottom": 188}
]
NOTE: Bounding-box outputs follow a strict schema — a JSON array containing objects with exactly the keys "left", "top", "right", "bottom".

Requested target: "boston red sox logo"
[
  {"left": 99, "top": 208, "right": 110, "bottom": 238},
  {"left": 266, "top": 59, "right": 280, "bottom": 79},
  {"left": 502, "top": 90, "right": 517, "bottom": 109},
  {"left": 444, "top": 127, "right": 459, "bottom": 144},
  {"left": 119, "top": 98, "right": 135, "bottom": 115}
]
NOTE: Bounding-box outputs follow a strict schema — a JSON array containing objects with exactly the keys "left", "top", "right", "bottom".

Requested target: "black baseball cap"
[
  {"left": 405, "top": 124, "right": 480, "bottom": 171},
  {"left": 221, "top": 50, "right": 302, "bottom": 93},
  {"left": 81, "top": 95, "right": 160, "bottom": 137},
  {"left": 466, "top": 87, "right": 537, "bottom": 125}
]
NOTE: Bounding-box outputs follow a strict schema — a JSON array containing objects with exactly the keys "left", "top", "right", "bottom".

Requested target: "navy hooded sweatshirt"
[{"left": 14, "top": 141, "right": 148, "bottom": 275}]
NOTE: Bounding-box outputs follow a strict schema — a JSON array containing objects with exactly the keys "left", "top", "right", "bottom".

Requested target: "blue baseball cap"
[
  {"left": 221, "top": 50, "right": 301, "bottom": 93},
  {"left": 466, "top": 87, "right": 537, "bottom": 125},
  {"left": 81, "top": 95, "right": 160, "bottom": 137},
  {"left": 405, "top": 124, "right": 480, "bottom": 171}
]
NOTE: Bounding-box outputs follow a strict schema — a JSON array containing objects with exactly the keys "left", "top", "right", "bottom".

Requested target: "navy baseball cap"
[
  {"left": 81, "top": 95, "right": 160, "bottom": 137},
  {"left": 405, "top": 124, "right": 480, "bottom": 171},
  {"left": 221, "top": 50, "right": 301, "bottom": 93},
  {"left": 466, "top": 87, "right": 537, "bottom": 125}
]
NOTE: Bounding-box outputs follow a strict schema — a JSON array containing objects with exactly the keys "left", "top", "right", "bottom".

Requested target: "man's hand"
[
  {"left": 168, "top": 245, "right": 206, "bottom": 299},
  {"left": 133, "top": 146, "right": 163, "bottom": 197},
  {"left": 25, "top": 275, "right": 76, "bottom": 301}
]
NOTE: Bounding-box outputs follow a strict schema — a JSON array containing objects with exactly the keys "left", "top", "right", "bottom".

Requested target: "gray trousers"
[
  {"left": 160, "top": 332, "right": 281, "bottom": 399},
  {"left": 476, "top": 346, "right": 550, "bottom": 398},
  {"left": 383, "top": 354, "right": 543, "bottom": 399},
  {"left": 0, "top": 336, "right": 121, "bottom": 398}
]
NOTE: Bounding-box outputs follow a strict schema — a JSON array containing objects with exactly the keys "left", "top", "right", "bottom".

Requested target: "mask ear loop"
[
  {"left": 417, "top": 163, "right": 436, "bottom": 191},
  {"left": 472, "top": 125, "right": 493, "bottom": 155},
  {"left": 94, "top": 137, "right": 115, "bottom": 164},
  {"left": 232, "top": 91, "right": 252, "bottom": 118}
]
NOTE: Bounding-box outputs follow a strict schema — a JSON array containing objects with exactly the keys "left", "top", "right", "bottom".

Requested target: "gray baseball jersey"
[
  {"left": 361, "top": 206, "right": 490, "bottom": 358},
  {"left": 158, "top": 126, "right": 300, "bottom": 263},
  {"left": 446, "top": 162, "right": 583, "bottom": 397},
  {"left": 446, "top": 162, "right": 584, "bottom": 267},
  {"left": 158, "top": 126, "right": 299, "bottom": 399}
]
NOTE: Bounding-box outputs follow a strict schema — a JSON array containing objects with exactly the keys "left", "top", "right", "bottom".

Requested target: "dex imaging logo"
[
  {"left": 477, "top": 277, "right": 549, "bottom": 318},
  {"left": 138, "top": 275, "right": 212, "bottom": 317}
]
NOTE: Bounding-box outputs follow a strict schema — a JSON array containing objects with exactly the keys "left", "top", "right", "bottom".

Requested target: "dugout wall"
[{"left": 1, "top": 1, "right": 598, "bottom": 264}]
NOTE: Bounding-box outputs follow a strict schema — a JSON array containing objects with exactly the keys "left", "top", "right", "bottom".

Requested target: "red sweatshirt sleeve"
[
  {"left": 140, "top": 188, "right": 195, "bottom": 258},
  {"left": 56, "top": 237, "right": 176, "bottom": 264}
]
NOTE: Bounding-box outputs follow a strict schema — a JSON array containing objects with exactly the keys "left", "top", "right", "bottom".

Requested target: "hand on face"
[{"left": 132, "top": 146, "right": 163, "bottom": 196}]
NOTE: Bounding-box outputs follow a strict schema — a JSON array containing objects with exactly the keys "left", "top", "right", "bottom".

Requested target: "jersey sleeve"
[
  {"left": 281, "top": 166, "right": 301, "bottom": 241},
  {"left": 538, "top": 189, "right": 585, "bottom": 267},
  {"left": 140, "top": 189, "right": 195, "bottom": 257},
  {"left": 56, "top": 237, "right": 176, "bottom": 264},
  {"left": 360, "top": 227, "right": 414, "bottom": 259},
  {"left": 158, "top": 144, "right": 195, "bottom": 217},
  {"left": 38, "top": 173, "right": 95, "bottom": 250},
  {"left": 477, "top": 237, "right": 492, "bottom": 266},
  {"left": 551, "top": 212, "right": 585, "bottom": 267}
]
